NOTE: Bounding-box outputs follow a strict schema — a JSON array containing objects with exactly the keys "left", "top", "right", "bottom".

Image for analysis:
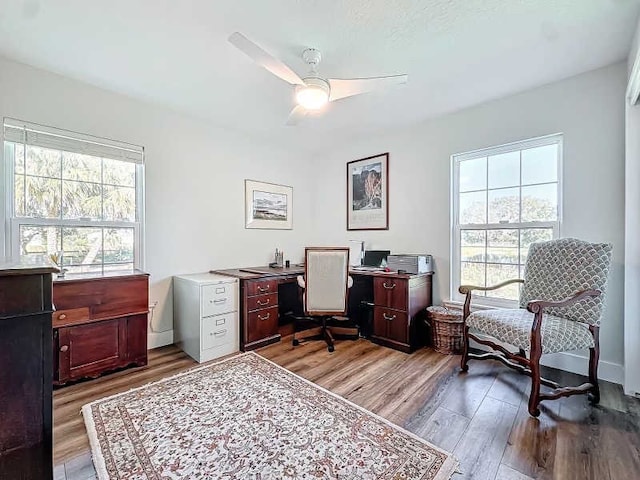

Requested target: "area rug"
[{"left": 82, "top": 352, "right": 458, "bottom": 479}]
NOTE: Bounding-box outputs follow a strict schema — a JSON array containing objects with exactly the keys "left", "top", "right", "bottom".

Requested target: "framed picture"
[
  {"left": 245, "top": 180, "right": 293, "bottom": 230},
  {"left": 347, "top": 153, "right": 389, "bottom": 230}
]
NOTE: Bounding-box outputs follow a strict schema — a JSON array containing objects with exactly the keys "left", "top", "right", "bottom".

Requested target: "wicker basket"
[{"left": 426, "top": 306, "right": 464, "bottom": 355}]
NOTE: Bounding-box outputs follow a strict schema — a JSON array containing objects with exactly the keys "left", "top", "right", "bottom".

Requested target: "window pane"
[
  {"left": 521, "top": 144, "right": 557, "bottom": 185},
  {"left": 521, "top": 184, "right": 557, "bottom": 222},
  {"left": 488, "top": 187, "right": 519, "bottom": 224},
  {"left": 103, "top": 186, "right": 136, "bottom": 221},
  {"left": 520, "top": 228, "right": 554, "bottom": 263},
  {"left": 486, "top": 263, "right": 520, "bottom": 300},
  {"left": 103, "top": 228, "right": 134, "bottom": 265},
  {"left": 62, "top": 227, "right": 103, "bottom": 267},
  {"left": 14, "top": 175, "right": 25, "bottom": 217},
  {"left": 25, "top": 146, "right": 60, "bottom": 178},
  {"left": 459, "top": 191, "right": 486, "bottom": 224},
  {"left": 19, "top": 225, "right": 61, "bottom": 263},
  {"left": 103, "top": 158, "right": 135, "bottom": 187},
  {"left": 62, "top": 181, "right": 102, "bottom": 220},
  {"left": 14, "top": 143, "right": 25, "bottom": 174},
  {"left": 25, "top": 176, "right": 61, "bottom": 218},
  {"left": 459, "top": 157, "right": 486, "bottom": 192},
  {"left": 461, "top": 261, "right": 485, "bottom": 291},
  {"left": 487, "top": 229, "right": 518, "bottom": 264},
  {"left": 461, "top": 230, "right": 486, "bottom": 262},
  {"left": 62, "top": 152, "right": 101, "bottom": 182},
  {"left": 488, "top": 151, "right": 519, "bottom": 189}
]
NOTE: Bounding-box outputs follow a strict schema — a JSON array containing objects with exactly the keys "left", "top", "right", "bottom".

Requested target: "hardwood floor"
[{"left": 53, "top": 339, "right": 640, "bottom": 480}]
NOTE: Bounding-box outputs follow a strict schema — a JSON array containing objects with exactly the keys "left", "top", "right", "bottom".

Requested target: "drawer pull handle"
[
  {"left": 58, "top": 313, "right": 67, "bottom": 320},
  {"left": 257, "top": 285, "right": 270, "bottom": 293},
  {"left": 383, "top": 282, "right": 396, "bottom": 289},
  {"left": 212, "top": 299, "right": 227, "bottom": 304},
  {"left": 257, "top": 298, "right": 270, "bottom": 306},
  {"left": 211, "top": 329, "right": 227, "bottom": 336},
  {"left": 258, "top": 313, "right": 270, "bottom": 321},
  {"left": 383, "top": 313, "right": 396, "bottom": 321},
  {"left": 60, "top": 345, "right": 69, "bottom": 352}
]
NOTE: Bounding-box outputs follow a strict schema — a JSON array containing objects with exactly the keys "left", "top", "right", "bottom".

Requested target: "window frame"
[
  {"left": 450, "top": 133, "right": 563, "bottom": 308},
  {"left": 2, "top": 122, "right": 145, "bottom": 273}
]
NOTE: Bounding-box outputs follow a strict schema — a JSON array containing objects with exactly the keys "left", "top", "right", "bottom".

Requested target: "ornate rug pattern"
[{"left": 83, "top": 352, "right": 458, "bottom": 479}]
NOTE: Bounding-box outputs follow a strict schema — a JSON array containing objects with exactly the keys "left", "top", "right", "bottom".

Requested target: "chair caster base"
[
  {"left": 327, "top": 345, "right": 334, "bottom": 353},
  {"left": 460, "top": 365, "right": 469, "bottom": 373},
  {"left": 588, "top": 391, "right": 600, "bottom": 405},
  {"left": 528, "top": 407, "right": 541, "bottom": 417},
  {"left": 292, "top": 339, "right": 300, "bottom": 346}
]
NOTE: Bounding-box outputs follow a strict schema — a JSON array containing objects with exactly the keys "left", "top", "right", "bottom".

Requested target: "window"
[
  {"left": 3, "top": 119, "right": 144, "bottom": 273},
  {"left": 451, "top": 134, "right": 562, "bottom": 306}
]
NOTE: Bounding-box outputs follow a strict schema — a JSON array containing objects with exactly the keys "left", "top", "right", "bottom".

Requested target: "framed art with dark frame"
[
  {"left": 346, "top": 153, "right": 389, "bottom": 230},
  {"left": 245, "top": 179, "right": 293, "bottom": 230}
]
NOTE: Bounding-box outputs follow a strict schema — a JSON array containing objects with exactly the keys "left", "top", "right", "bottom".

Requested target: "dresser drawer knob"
[
  {"left": 257, "top": 285, "right": 270, "bottom": 293},
  {"left": 258, "top": 313, "right": 270, "bottom": 321},
  {"left": 383, "top": 282, "right": 396, "bottom": 289},
  {"left": 58, "top": 313, "right": 67, "bottom": 320},
  {"left": 257, "top": 298, "right": 270, "bottom": 306},
  {"left": 60, "top": 345, "right": 69, "bottom": 352},
  {"left": 383, "top": 313, "right": 396, "bottom": 321}
]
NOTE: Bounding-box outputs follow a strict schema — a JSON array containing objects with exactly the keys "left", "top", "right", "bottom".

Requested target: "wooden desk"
[{"left": 211, "top": 266, "right": 433, "bottom": 353}]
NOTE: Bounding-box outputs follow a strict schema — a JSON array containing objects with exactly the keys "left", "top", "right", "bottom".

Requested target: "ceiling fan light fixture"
[{"left": 295, "top": 77, "right": 330, "bottom": 110}]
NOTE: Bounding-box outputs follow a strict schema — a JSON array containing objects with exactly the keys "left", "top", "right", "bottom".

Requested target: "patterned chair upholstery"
[{"left": 459, "top": 238, "right": 612, "bottom": 417}]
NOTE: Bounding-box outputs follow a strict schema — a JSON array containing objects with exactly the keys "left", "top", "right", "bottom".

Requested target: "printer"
[{"left": 387, "top": 254, "right": 433, "bottom": 274}]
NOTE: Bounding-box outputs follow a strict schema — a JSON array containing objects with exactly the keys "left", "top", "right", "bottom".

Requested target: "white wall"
[
  {"left": 0, "top": 57, "right": 314, "bottom": 344},
  {"left": 311, "top": 63, "right": 627, "bottom": 382},
  {"left": 624, "top": 17, "right": 640, "bottom": 396}
]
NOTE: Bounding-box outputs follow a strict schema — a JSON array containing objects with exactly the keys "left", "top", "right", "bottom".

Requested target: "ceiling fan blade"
[
  {"left": 328, "top": 74, "right": 408, "bottom": 101},
  {"left": 228, "top": 32, "right": 305, "bottom": 86},
  {"left": 285, "top": 105, "right": 308, "bottom": 126}
]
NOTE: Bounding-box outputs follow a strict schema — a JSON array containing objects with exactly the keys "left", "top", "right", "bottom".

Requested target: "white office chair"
[{"left": 293, "top": 247, "right": 358, "bottom": 352}]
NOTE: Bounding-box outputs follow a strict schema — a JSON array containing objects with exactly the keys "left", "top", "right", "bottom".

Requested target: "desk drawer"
[
  {"left": 202, "top": 283, "right": 237, "bottom": 317},
  {"left": 246, "top": 279, "right": 277, "bottom": 297},
  {"left": 373, "top": 307, "right": 409, "bottom": 344},
  {"left": 246, "top": 306, "right": 278, "bottom": 343},
  {"left": 202, "top": 312, "right": 236, "bottom": 350},
  {"left": 373, "top": 277, "right": 408, "bottom": 311},
  {"left": 53, "top": 307, "right": 90, "bottom": 328},
  {"left": 247, "top": 292, "right": 278, "bottom": 312}
]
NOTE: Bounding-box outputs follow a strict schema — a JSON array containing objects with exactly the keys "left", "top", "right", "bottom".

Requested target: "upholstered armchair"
[
  {"left": 293, "top": 247, "right": 359, "bottom": 352},
  {"left": 459, "top": 238, "right": 612, "bottom": 417}
]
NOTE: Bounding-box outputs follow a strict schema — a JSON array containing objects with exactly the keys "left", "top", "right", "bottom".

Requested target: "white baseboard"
[
  {"left": 540, "top": 352, "right": 624, "bottom": 385},
  {"left": 148, "top": 330, "right": 174, "bottom": 349}
]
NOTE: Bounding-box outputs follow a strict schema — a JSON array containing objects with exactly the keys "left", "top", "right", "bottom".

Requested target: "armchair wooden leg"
[
  {"left": 588, "top": 346, "right": 600, "bottom": 404},
  {"left": 528, "top": 342, "right": 542, "bottom": 417},
  {"left": 460, "top": 325, "right": 470, "bottom": 372}
]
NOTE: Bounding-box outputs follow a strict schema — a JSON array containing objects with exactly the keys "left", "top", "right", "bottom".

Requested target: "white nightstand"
[{"left": 173, "top": 272, "right": 239, "bottom": 363}]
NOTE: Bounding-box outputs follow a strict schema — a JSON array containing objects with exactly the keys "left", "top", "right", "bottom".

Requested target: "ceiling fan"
[{"left": 228, "top": 32, "right": 408, "bottom": 126}]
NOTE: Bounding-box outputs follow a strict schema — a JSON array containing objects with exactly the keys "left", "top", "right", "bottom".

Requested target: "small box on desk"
[{"left": 387, "top": 255, "right": 433, "bottom": 274}]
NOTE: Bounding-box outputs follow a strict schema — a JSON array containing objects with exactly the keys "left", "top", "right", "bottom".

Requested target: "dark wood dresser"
[
  {"left": 52, "top": 271, "right": 149, "bottom": 385},
  {"left": 0, "top": 263, "right": 57, "bottom": 480}
]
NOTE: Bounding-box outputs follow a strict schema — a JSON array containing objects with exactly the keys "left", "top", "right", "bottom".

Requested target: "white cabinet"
[{"left": 173, "top": 273, "right": 239, "bottom": 363}]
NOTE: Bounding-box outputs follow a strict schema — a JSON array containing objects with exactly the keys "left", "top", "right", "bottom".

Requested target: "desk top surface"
[{"left": 211, "top": 265, "right": 432, "bottom": 281}]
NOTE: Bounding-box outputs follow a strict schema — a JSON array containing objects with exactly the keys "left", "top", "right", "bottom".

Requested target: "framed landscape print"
[
  {"left": 245, "top": 180, "right": 293, "bottom": 230},
  {"left": 347, "top": 153, "right": 389, "bottom": 230}
]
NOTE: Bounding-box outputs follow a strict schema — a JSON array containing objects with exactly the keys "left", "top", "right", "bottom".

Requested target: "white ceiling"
[{"left": 0, "top": 0, "right": 638, "bottom": 152}]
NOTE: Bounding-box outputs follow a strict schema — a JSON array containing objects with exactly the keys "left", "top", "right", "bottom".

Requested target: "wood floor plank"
[
  {"left": 495, "top": 464, "right": 535, "bottom": 480},
  {"left": 411, "top": 406, "right": 470, "bottom": 452},
  {"left": 453, "top": 395, "right": 518, "bottom": 480}
]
